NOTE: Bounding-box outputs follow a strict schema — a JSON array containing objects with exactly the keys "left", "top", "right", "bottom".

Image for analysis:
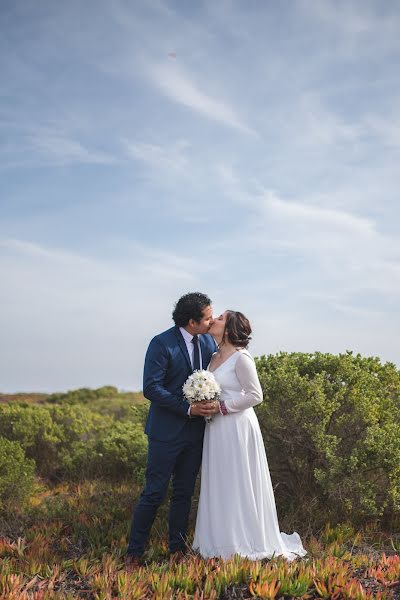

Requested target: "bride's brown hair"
[{"left": 223, "top": 311, "right": 252, "bottom": 349}]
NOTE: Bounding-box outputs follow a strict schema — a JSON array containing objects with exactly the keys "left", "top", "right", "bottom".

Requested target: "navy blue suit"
[{"left": 128, "top": 326, "right": 217, "bottom": 556}]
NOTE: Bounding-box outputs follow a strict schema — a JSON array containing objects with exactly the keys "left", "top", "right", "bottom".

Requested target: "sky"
[{"left": 1, "top": 0, "right": 400, "bottom": 393}]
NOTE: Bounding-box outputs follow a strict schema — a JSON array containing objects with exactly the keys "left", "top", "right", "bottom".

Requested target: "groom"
[{"left": 125, "top": 292, "right": 218, "bottom": 569}]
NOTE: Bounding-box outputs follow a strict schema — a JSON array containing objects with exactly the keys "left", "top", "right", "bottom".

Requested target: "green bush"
[
  {"left": 96, "top": 421, "right": 147, "bottom": 482},
  {"left": 46, "top": 386, "right": 148, "bottom": 420},
  {"left": 0, "top": 404, "right": 58, "bottom": 476},
  {"left": 0, "top": 437, "right": 36, "bottom": 511},
  {"left": 51, "top": 404, "right": 113, "bottom": 479},
  {"left": 0, "top": 402, "right": 148, "bottom": 483},
  {"left": 255, "top": 351, "right": 400, "bottom": 525},
  {"left": 47, "top": 385, "right": 120, "bottom": 404},
  {"left": 0, "top": 404, "right": 111, "bottom": 479}
]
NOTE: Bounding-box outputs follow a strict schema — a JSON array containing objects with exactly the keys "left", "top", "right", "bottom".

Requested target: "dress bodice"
[{"left": 209, "top": 349, "right": 263, "bottom": 414}]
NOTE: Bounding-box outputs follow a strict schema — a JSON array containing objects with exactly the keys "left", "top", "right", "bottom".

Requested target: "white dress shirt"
[
  {"left": 179, "top": 327, "right": 203, "bottom": 369},
  {"left": 180, "top": 327, "right": 203, "bottom": 417}
]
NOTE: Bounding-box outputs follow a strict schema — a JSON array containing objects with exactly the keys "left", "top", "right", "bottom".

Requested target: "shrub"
[
  {"left": 0, "top": 404, "right": 56, "bottom": 474},
  {"left": 45, "top": 386, "right": 148, "bottom": 419},
  {"left": 255, "top": 351, "right": 400, "bottom": 525},
  {"left": 0, "top": 403, "right": 148, "bottom": 483},
  {"left": 96, "top": 421, "right": 147, "bottom": 482},
  {"left": 46, "top": 386, "right": 119, "bottom": 404},
  {"left": 0, "top": 404, "right": 111, "bottom": 479},
  {"left": 0, "top": 437, "right": 36, "bottom": 511}
]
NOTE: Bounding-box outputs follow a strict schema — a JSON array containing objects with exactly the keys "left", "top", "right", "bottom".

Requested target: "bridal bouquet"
[{"left": 182, "top": 370, "right": 221, "bottom": 423}]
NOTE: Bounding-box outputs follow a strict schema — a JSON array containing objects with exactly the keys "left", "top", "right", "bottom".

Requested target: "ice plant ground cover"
[{"left": 0, "top": 480, "right": 400, "bottom": 599}]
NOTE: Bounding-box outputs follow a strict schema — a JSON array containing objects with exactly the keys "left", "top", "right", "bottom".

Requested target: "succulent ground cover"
[{"left": 0, "top": 481, "right": 399, "bottom": 600}]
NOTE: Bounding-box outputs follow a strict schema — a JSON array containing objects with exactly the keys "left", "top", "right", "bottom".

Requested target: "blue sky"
[{"left": 1, "top": 0, "right": 400, "bottom": 392}]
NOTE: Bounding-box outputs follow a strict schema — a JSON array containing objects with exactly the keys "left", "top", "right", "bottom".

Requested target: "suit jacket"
[{"left": 143, "top": 326, "right": 218, "bottom": 441}]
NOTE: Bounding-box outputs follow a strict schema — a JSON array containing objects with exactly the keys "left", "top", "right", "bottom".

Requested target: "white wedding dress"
[{"left": 192, "top": 349, "right": 307, "bottom": 561}]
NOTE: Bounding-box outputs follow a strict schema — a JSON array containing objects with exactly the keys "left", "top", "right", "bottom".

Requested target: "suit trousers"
[{"left": 127, "top": 419, "right": 204, "bottom": 556}]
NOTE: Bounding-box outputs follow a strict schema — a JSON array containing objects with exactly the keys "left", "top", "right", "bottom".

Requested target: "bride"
[{"left": 192, "top": 310, "right": 307, "bottom": 561}]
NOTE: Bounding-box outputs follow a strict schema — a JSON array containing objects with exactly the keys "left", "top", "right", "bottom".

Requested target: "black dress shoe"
[
  {"left": 124, "top": 554, "right": 142, "bottom": 572},
  {"left": 169, "top": 549, "right": 186, "bottom": 564}
]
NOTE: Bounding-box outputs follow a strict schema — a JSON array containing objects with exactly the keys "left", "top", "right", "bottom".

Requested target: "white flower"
[{"left": 182, "top": 369, "right": 220, "bottom": 404}]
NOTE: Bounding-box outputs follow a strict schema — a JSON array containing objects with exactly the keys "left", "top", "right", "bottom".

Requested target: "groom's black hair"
[{"left": 172, "top": 292, "right": 212, "bottom": 327}]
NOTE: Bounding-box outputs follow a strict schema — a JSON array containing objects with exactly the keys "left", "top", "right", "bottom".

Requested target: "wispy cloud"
[
  {"left": 29, "top": 132, "right": 116, "bottom": 166},
  {"left": 216, "top": 164, "right": 376, "bottom": 237},
  {"left": 146, "top": 61, "right": 255, "bottom": 135},
  {"left": 124, "top": 138, "right": 189, "bottom": 173},
  {"left": 364, "top": 114, "right": 400, "bottom": 148},
  {"left": 262, "top": 191, "right": 375, "bottom": 235},
  {"left": 1, "top": 123, "right": 117, "bottom": 169},
  {"left": 297, "top": 94, "right": 364, "bottom": 146},
  {"left": 0, "top": 238, "right": 199, "bottom": 284},
  {"left": 214, "top": 163, "right": 400, "bottom": 305},
  {"left": 302, "top": 0, "right": 399, "bottom": 37}
]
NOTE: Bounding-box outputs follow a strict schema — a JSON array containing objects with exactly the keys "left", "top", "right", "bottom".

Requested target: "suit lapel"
[
  {"left": 199, "top": 335, "right": 213, "bottom": 370},
  {"left": 174, "top": 327, "right": 192, "bottom": 371},
  {"left": 199, "top": 335, "right": 207, "bottom": 369}
]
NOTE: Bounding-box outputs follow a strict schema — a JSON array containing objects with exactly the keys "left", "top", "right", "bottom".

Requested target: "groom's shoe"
[
  {"left": 124, "top": 554, "right": 142, "bottom": 572},
  {"left": 169, "top": 549, "right": 186, "bottom": 565}
]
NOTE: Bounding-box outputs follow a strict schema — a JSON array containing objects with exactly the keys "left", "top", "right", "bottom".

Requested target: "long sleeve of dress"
[{"left": 223, "top": 352, "right": 263, "bottom": 414}]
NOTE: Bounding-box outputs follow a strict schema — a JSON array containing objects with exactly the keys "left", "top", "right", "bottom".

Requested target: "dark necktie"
[{"left": 192, "top": 335, "right": 200, "bottom": 371}]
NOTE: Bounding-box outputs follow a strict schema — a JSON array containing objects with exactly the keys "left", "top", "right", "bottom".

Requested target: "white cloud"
[
  {"left": 124, "top": 138, "right": 189, "bottom": 173},
  {"left": 29, "top": 132, "right": 115, "bottom": 166},
  {"left": 332, "top": 302, "right": 384, "bottom": 319},
  {"left": 213, "top": 164, "right": 400, "bottom": 306},
  {"left": 262, "top": 191, "right": 375, "bottom": 235},
  {"left": 302, "top": 0, "right": 374, "bottom": 34},
  {"left": 302, "top": 0, "right": 400, "bottom": 38},
  {"left": 146, "top": 61, "right": 255, "bottom": 135},
  {"left": 364, "top": 114, "right": 400, "bottom": 148},
  {"left": 0, "top": 123, "right": 117, "bottom": 169},
  {"left": 299, "top": 96, "right": 364, "bottom": 146}
]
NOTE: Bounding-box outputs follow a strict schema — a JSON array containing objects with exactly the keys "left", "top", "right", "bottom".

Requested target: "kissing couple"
[{"left": 125, "top": 292, "right": 306, "bottom": 569}]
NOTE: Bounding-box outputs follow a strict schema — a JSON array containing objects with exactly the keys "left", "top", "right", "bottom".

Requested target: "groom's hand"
[{"left": 190, "top": 401, "right": 217, "bottom": 417}]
